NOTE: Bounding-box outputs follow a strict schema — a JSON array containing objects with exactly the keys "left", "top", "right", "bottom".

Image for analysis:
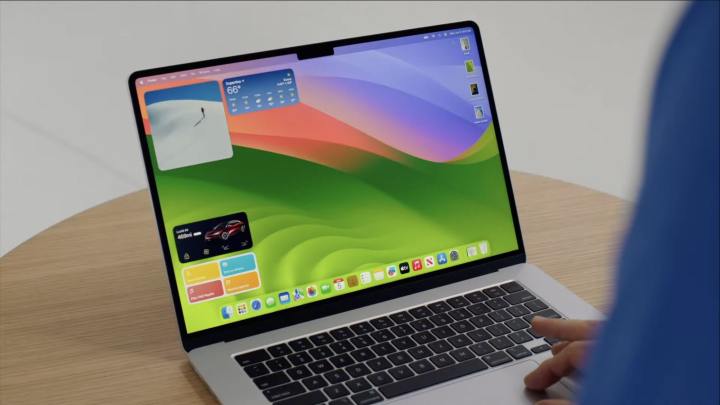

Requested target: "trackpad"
[{"left": 389, "top": 361, "right": 573, "bottom": 404}]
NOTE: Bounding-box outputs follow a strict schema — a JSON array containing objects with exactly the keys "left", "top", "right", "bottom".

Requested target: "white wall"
[{"left": 0, "top": 1, "right": 686, "bottom": 256}]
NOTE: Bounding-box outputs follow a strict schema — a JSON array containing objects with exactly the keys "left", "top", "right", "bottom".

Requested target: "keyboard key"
[
  {"left": 367, "top": 371, "right": 393, "bottom": 386},
  {"left": 545, "top": 337, "right": 561, "bottom": 345},
  {"left": 308, "top": 359, "right": 333, "bottom": 374},
  {"left": 388, "top": 351, "right": 413, "bottom": 365},
  {"left": 346, "top": 363, "right": 372, "bottom": 378},
  {"left": 482, "top": 286, "right": 506, "bottom": 298},
  {"left": 379, "top": 358, "right": 488, "bottom": 398},
  {"left": 244, "top": 362, "right": 269, "bottom": 378},
  {"left": 409, "top": 306, "right": 433, "bottom": 319},
  {"left": 351, "top": 335, "right": 375, "bottom": 348},
  {"left": 447, "top": 334, "right": 472, "bottom": 348},
  {"left": 448, "top": 308, "right": 472, "bottom": 321},
  {"left": 329, "top": 354, "right": 355, "bottom": 368},
  {"left": 370, "top": 329, "right": 394, "bottom": 342},
  {"left": 301, "top": 375, "right": 329, "bottom": 391},
  {"left": 346, "top": 377, "right": 372, "bottom": 393},
  {"left": 486, "top": 298, "right": 509, "bottom": 310},
  {"left": 469, "top": 315, "right": 494, "bottom": 329},
  {"left": 288, "top": 351, "right": 313, "bottom": 366},
  {"left": 324, "top": 369, "right": 350, "bottom": 384},
  {"left": 489, "top": 336, "right": 513, "bottom": 350},
  {"left": 330, "top": 340, "right": 354, "bottom": 354},
  {"left": 467, "top": 328, "right": 492, "bottom": 342},
  {"left": 527, "top": 327, "right": 543, "bottom": 339},
  {"left": 388, "top": 365, "right": 414, "bottom": 380},
  {"left": 428, "top": 339, "right": 453, "bottom": 354},
  {"left": 350, "top": 322, "right": 374, "bottom": 335},
  {"left": 449, "top": 347, "right": 474, "bottom": 363},
  {"left": 429, "top": 353, "right": 456, "bottom": 368},
  {"left": 274, "top": 389, "right": 327, "bottom": 405},
  {"left": 309, "top": 332, "right": 334, "bottom": 346},
  {"left": 467, "top": 302, "right": 491, "bottom": 315},
  {"left": 288, "top": 338, "right": 313, "bottom": 352},
  {"left": 469, "top": 342, "right": 495, "bottom": 356},
  {"left": 235, "top": 349, "right": 270, "bottom": 366},
  {"left": 370, "top": 342, "right": 396, "bottom": 357},
  {"left": 410, "top": 318, "right": 434, "bottom": 331},
  {"left": 428, "top": 301, "right": 452, "bottom": 314},
  {"left": 263, "top": 381, "right": 306, "bottom": 402},
  {"left": 411, "top": 331, "right": 437, "bottom": 345},
  {"left": 464, "top": 290, "right": 489, "bottom": 303},
  {"left": 446, "top": 296, "right": 471, "bottom": 308},
  {"left": 329, "top": 399, "right": 354, "bottom": 405},
  {"left": 254, "top": 371, "right": 290, "bottom": 389},
  {"left": 507, "top": 345, "right": 532, "bottom": 360},
  {"left": 409, "top": 359, "right": 435, "bottom": 374},
  {"left": 507, "top": 305, "right": 531, "bottom": 317},
  {"left": 267, "top": 357, "right": 292, "bottom": 372},
  {"left": 390, "top": 336, "right": 417, "bottom": 351},
  {"left": 408, "top": 345, "right": 434, "bottom": 360},
  {"left": 429, "top": 313, "right": 453, "bottom": 326},
  {"left": 267, "top": 343, "right": 292, "bottom": 358},
  {"left": 350, "top": 347, "right": 376, "bottom": 363},
  {"left": 506, "top": 318, "right": 529, "bottom": 331},
  {"left": 309, "top": 345, "right": 334, "bottom": 360},
  {"left": 450, "top": 320, "right": 473, "bottom": 334},
  {"left": 390, "top": 324, "right": 414, "bottom": 337},
  {"left": 537, "top": 308, "right": 561, "bottom": 319},
  {"left": 508, "top": 330, "right": 533, "bottom": 344},
  {"left": 366, "top": 357, "right": 392, "bottom": 371},
  {"left": 287, "top": 365, "right": 312, "bottom": 380},
  {"left": 482, "top": 351, "right": 513, "bottom": 367},
  {"left": 331, "top": 327, "right": 355, "bottom": 340},
  {"left": 389, "top": 311, "right": 413, "bottom": 324},
  {"left": 369, "top": 317, "right": 394, "bottom": 330},
  {"left": 431, "top": 326, "right": 456, "bottom": 339},
  {"left": 324, "top": 383, "right": 350, "bottom": 399},
  {"left": 504, "top": 290, "right": 535, "bottom": 305},
  {"left": 531, "top": 344, "right": 551, "bottom": 353},
  {"left": 489, "top": 309, "right": 512, "bottom": 323},
  {"left": 525, "top": 300, "right": 549, "bottom": 312},
  {"left": 350, "top": 389, "right": 384, "bottom": 405},
  {"left": 500, "top": 281, "right": 524, "bottom": 293},
  {"left": 487, "top": 323, "right": 511, "bottom": 337}
]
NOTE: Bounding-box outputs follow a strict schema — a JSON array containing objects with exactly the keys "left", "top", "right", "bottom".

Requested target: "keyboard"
[{"left": 234, "top": 281, "right": 562, "bottom": 405}]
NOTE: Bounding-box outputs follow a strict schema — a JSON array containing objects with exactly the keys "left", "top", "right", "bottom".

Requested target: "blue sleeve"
[{"left": 578, "top": 2, "right": 719, "bottom": 405}]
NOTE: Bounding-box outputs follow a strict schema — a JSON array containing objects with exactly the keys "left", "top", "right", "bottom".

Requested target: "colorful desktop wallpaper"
[{"left": 135, "top": 28, "right": 519, "bottom": 333}]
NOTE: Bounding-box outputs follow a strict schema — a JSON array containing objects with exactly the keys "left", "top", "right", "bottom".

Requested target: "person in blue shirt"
[{"left": 524, "top": 2, "right": 719, "bottom": 404}]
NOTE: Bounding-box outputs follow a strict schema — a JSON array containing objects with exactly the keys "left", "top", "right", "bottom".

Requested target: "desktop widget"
[
  {"left": 173, "top": 212, "right": 253, "bottom": 263},
  {"left": 184, "top": 252, "right": 261, "bottom": 303}
]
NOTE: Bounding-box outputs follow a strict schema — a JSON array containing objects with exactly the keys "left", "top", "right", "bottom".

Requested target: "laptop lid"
[{"left": 128, "top": 21, "right": 525, "bottom": 351}]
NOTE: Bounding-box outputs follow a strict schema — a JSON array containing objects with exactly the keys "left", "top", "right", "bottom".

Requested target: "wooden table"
[{"left": 0, "top": 172, "right": 628, "bottom": 404}]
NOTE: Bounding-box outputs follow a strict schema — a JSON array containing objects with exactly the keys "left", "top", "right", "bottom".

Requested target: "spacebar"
[{"left": 379, "top": 358, "right": 489, "bottom": 398}]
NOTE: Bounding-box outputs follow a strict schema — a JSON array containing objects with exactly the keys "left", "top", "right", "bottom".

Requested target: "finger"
[
  {"left": 536, "top": 400, "right": 572, "bottom": 405},
  {"left": 524, "top": 341, "right": 589, "bottom": 390},
  {"left": 551, "top": 341, "right": 570, "bottom": 355},
  {"left": 531, "top": 317, "right": 599, "bottom": 341}
]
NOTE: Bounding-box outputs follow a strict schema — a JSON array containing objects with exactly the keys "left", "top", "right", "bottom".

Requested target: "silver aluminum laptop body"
[
  {"left": 129, "top": 21, "right": 603, "bottom": 405},
  {"left": 191, "top": 264, "right": 601, "bottom": 404}
]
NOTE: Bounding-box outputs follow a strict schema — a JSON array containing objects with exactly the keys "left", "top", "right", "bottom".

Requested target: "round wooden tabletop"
[{"left": 0, "top": 172, "right": 628, "bottom": 404}]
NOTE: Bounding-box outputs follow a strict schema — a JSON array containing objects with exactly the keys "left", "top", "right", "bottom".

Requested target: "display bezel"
[{"left": 128, "top": 21, "right": 526, "bottom": 352}]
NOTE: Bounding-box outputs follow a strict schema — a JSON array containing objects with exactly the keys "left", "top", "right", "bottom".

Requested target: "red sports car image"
[{"left": 204, "top": 219, "right": 246, "bottom": 242}]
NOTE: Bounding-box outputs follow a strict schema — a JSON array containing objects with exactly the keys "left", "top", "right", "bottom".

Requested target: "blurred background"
[{"left": 0, "top": 1, "right": 686, "bottom": 256}]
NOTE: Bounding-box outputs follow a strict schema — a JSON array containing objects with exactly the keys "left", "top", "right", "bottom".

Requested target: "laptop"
[{"left": 128, "top": 21, "right": 602, "bottom": 404}]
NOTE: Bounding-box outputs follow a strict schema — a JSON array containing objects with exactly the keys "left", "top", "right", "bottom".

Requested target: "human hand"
[{"left": 524, "top": 317, "right": 600, "bottom": 405}]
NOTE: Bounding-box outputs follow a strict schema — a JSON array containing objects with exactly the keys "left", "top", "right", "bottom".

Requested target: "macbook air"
[{"left": 128, "top": 21, "right": 601, "bottom": 404}]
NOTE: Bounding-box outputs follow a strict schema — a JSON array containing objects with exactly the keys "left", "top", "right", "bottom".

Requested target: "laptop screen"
[{"left": 133, "top": 26, "right": 519, "bottom": 334}]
